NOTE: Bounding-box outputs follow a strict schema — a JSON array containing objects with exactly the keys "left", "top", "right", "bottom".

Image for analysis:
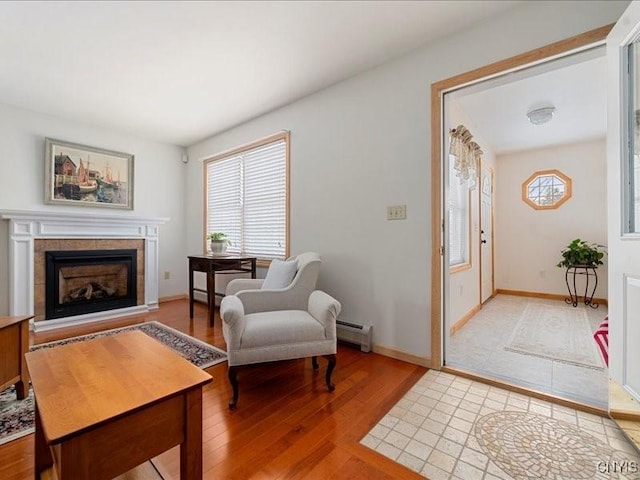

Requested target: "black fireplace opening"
[{"left": 45, "top": 249, "right": 137, "bottom": 320}]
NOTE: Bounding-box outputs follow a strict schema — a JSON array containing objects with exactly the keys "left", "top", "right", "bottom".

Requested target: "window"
[
  {"left": 522, "top": 169, "right": 572, "bottom": 210},
  {"left": 448, "top": 155, "right": 470, "bottom": 270},
  {"left": 204, "top": 132, "right": 289, "bottom": 262},
  {"left": 626, "top": 39, "right": 640, "bottom": 232}
]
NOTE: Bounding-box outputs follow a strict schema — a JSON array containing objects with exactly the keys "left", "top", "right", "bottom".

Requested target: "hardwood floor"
[{"left": 0, "top": 299, "right": 427, "bottom": 480}]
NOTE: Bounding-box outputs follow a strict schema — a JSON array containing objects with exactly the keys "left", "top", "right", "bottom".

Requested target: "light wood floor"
[{"left": 0, "top": 299, "right": 427, "bottom": 480}]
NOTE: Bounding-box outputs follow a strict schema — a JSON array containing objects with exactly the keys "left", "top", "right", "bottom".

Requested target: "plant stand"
[{"left": 564, "top": 265, "right": 599, "bottom": 309}]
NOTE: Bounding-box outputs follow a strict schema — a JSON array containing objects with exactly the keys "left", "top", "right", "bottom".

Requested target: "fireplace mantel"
[{"left": 0, "top": 209, "right": 169, "bottom": 331}]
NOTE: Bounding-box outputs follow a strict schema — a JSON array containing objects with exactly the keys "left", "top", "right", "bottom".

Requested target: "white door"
[
  {"left": 607, "top": 0, "right": 640, "bottom": 406},
  {"left": 480, "top": 163, "right": 494, "bottom": 304}
]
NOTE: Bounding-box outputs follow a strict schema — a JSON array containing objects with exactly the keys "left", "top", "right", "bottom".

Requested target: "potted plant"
[
  {"left": 207, "top": 232, "right": 231, "bottom": 254},
  {"left": 556, "top": 238, "right": 606, "bottom": 269}
]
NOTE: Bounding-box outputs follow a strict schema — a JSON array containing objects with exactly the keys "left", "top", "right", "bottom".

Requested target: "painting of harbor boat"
[{"left": 45, "top": 138, "right": 134, "bottom": 209}]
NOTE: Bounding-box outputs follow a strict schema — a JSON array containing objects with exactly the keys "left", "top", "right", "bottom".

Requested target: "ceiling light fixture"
[{"left": 527, "top": 106, "right": 556, "bottom": 125}]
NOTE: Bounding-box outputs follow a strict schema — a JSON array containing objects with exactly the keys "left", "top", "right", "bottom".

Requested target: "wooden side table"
[
  {"left": 188, "top": 255, "right": 257, "bottom": 326},
  {"left": 0, "top": 315, "right": 33, "bottom": 400},
  {"left": 25, "top": 331, "right": 212, "bottom": 480}
]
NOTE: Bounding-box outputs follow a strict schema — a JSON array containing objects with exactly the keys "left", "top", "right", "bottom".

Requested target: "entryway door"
[
  {"left": 480, "top": 162, "right": 494, "bottom": 304},
  {"left": 606, "top": 0, "right": 640, "bottom": 409}
]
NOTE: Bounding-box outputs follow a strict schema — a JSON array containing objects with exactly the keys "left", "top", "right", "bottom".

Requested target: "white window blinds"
[{"left": 205, "top": 134, "right": 288, "bottom": 260}]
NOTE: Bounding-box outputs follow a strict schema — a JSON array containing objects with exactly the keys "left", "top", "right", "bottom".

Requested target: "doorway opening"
[{"left": 430, "top": 25, "right": 612, "bottom": 410}]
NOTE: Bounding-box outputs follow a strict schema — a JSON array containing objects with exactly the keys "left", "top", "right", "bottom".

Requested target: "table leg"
[
  {"left": 251, "top": 259, "right": 256, "bottom": 279},
  {"left": 16, "top": 320, "right": 29, "bottom": 400},
  {"left": 585, "top": 266, "right": 599, "bottom": 309},
  {"left": 181, "top": 388, "right": 203, "bottom": 480},
  {"left": 34, "top": 401, "right": 53, "bottom": 479},
  {"left": 564, "top": 267, "right": 578, "bottom": 307},
  {"left": 189, "top": 263, "right": 194, "bottom": 319},
  {"left": 207, "top": 271, "right": 215, "bottom": 327}
]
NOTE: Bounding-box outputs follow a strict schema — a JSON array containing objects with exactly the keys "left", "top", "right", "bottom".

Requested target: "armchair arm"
[
  {"left": 308, "top": 290, "right": 341, "bottom": 340},
  {"left": 225, "top": 278, "right": 264, "bottom": 296},
  {"left": 236, "top": 287, "right": 308, "bottom": 314},
  {"left": 220, "top": 295, "right": 246, "bottom": 350}
]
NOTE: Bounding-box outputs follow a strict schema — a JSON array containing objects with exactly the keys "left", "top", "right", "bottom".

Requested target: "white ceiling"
[
  {"left": 448, "top": 48, "right": 606, "bottom": 155},
  {"left": 0, "top": 1, "right": 521, "bottom": 147}
]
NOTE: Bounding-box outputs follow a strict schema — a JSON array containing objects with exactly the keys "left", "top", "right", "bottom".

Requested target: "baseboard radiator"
[{"left": 336, "top": 320, "right": 372, "bottom": 353}]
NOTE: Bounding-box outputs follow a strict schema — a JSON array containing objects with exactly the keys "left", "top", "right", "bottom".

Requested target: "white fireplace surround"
[{"left": 0, "top": 210, "right": 169, "bottom": 331}]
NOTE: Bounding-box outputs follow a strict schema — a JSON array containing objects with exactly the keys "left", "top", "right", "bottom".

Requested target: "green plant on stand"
[
  {"left": 556, "top": 238, "right": 606, "bottom": 268},
  {"left": 207, "top": 232, "right": 231, "bottom": 254}
]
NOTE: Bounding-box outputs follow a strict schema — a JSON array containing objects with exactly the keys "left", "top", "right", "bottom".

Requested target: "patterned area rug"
[
  {"left": 475, "top": 411, "right": 632, "bottom": 479},
  {"left": 0, "top": 321, "right": 226, "bottom": 446},
  {"left": 504, "top": 303, "right": 604, "bottom": 370}
]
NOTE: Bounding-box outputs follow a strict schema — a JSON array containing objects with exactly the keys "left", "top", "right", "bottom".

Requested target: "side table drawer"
[
  {"left": 189, "top": 258, "right": 211, "bottom": 271},
  {"left": 212, "top": 260, "right": 244, "bottom": 270}
]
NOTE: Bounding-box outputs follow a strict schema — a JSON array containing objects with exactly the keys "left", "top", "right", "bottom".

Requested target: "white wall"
[
  {"left": 179, "top": 1, "right": 628, "bottom": 357},
  {"left": 0, "top": 3, "right": 622, "bottom": 344},
  {"left": 185, "top": 1, "right": 626, "bottom": 360},
  {"left": 495, "top": 139, "right": 608, "bottom": 298},
  {"left": 0, "top": 103, "right": 187, "bottom": 314}
]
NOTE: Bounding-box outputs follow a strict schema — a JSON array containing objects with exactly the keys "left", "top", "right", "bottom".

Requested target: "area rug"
[
  {"left": 0, "top": 321, "right": 226, "bottom": 446},
  {"left": 504, "top": 303, "right": 604, "bottom": 370}
]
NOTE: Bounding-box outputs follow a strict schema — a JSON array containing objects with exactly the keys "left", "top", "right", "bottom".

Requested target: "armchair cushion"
[
  {"left": 261, "top": 259, "right": 297, "bottom": 289},
  {"left": 239, "top": 310, "right": 325, "bottom": 349}
]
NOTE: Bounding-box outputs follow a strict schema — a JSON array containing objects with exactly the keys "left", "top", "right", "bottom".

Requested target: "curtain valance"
[{"left": 449, "top": 125, "right": 483, "bottom": 188}]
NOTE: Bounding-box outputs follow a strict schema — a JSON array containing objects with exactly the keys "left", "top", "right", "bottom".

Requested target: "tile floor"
[
  {"left": 446, "top": 295, "right": 608, "bottom": 408},
  {"left": 362, "top": 370, "right": 640, "bottom": 480}
]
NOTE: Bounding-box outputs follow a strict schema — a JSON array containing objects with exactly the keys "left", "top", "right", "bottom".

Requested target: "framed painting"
[{"left": 44, "top": 138, "right": 134, "bottom": 210}]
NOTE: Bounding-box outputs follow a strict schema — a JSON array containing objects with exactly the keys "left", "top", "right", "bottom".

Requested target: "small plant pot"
[{"left": 209, "top": 240, "right": 228, "bottom": 254}]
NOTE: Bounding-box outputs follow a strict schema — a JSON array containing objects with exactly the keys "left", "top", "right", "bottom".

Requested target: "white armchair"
[
  {"left": 220, "top": 289, "right": 341, "bottom": 409},
  {"left": 225, "top": 252, "right": 321, "bottom": 314}
]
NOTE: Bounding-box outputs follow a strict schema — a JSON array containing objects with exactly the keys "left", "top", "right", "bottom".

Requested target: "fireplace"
[
  {"left": 1, "top": 210, "right": 166, "bottom": 331},
  {"left": 46, "top": 249, "right": 137, "bottom": 320}
]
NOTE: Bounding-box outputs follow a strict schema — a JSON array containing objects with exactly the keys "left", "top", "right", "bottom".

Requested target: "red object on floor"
[{"left": 594, "top": 316, "right": 608, "bottom": 367}]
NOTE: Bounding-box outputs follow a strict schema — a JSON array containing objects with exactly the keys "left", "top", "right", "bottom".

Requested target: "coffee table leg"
[
  {"left": 181, "top": 388, "right": 203, "bottom": 479},
  {"left": 34, "top": 401, "right": 53, "bottom": 479},
  {"left": 16, "top": 319, "right": 30, "bottom": 399}
]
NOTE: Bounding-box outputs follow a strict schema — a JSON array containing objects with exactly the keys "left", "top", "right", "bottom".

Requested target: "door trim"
[
  {"left": 430, "top": 24, "right": 613, "bottom": 369},
  {"left": 441, "top": 366, "right": 608, "bottom": 417}
]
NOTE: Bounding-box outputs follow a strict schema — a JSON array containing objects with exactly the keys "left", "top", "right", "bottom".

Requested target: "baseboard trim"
[
  {"left": 158, "top": 294, "right": 187, "bottom": 303},
  {"left": 610, "top": 409, "right": 640, "bottom": 422},
  {"left": 440, "top": 365, "right": 607, "bottom": 416},
  {"left": 496, "top": 288, "right": 608, "bottom": 306},
  {"left": 32, "top": 305, "right": 149, "bottom": 332},
  {"left": 372, "top": 344, "right": 430, "bottom": 367},
  {"left": 450, "top": 304, "right": 482, "bottom": 335}
]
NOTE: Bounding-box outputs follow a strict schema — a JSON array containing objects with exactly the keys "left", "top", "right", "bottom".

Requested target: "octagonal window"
[{"left": 522, "top": 169, "right": 572, "bottom": 210}]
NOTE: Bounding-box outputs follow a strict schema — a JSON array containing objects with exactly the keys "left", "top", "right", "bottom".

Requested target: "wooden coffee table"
[{"left": 25, "top": 330, "right": 212, "bottom": 480}]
